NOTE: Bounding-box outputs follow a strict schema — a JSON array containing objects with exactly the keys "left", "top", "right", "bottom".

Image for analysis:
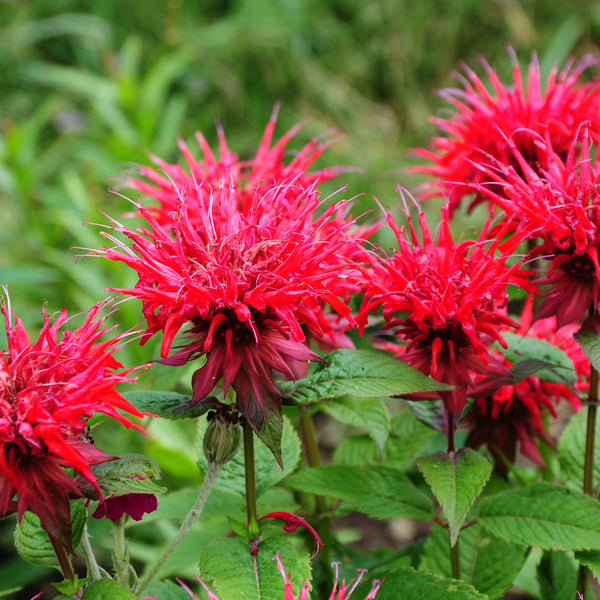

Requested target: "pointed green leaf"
[
  {"left": 320, "top": 396, "right": 389, "bottom": 455},
  {"left": 81, "top": 579, "right": 136, "bottom": 600},
  {"left": 280, "top": 349, "right": 451, "bottom": 404},
  {"left": 82, "top": 454, "right": 165, "bottom": 499},
  {"left": 334, "top": 434, "right": 380, "bottom": 466},
  {"left": 196, "top": 416, "right": 301, "bottom": 498},
  {"left": 417, "top": 448, "right": 492, "bottom": 546},
  {"left": 479, "top": 483, "right": 600, "bottom": 550},
  {"left": 500, "top": 332, "right": 577, "bottom": 384},
  {"left": 575, "top": 316, "right": 600, "bottom": 372},
  {"left": 385, "top": 410, "right": 440, "bottom": 465},
  {"left": 283, "top": 465, "right": 433, "bottom": 521},
  {"left": 366, "top": 566, "right": 488, "bottom": 600},
  {"left": 558, "top": 409, "right": 600, "bottom": 492},
  {"left": 199, "top": 536, "right": 310, "bottom": 600},
  {"left": 537, "top": 550, "right": 577, "bottom": 600},
  {"left": 254, "top": 400, "right": 284, "bottom": 469},
  {"left": 420, "top": 522, "right": 526, "bottom": 600},
  {"left": 124, "top": 390, "right": 207, "bottom": 420},
  {"left": 14, "top": 499, "right": 87, "bottom": 566}
]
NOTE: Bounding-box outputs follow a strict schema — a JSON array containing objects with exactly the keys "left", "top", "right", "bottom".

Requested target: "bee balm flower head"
[{"left": 0, "top": 297, "right": 145, "bottom": 555}]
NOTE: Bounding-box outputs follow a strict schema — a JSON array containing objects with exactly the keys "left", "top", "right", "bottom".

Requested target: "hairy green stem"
[
  {"left": 243, "top": 424, "right": 260, "bottom": 539},
  {"left": 576, "top": 364, "right": 599, "bottom": 599},
  {"left": 112, "top": 515, "right": 133, "bottom": 588},
  {"left": 134, "top": 460, "right": 222, "bottom": 595},
  {"left": 80, "top": 524, "right": 103, "bottom": 581}
]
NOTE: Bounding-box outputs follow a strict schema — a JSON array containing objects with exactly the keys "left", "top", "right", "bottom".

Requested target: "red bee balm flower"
[
  {"left": 413, "top": 49, "right": 600, "bottom": 214},
  {"left": 0, "top": 298, "right": 145, "bottom": 555},
  {"left": 472, "top": 126, "right": 600, "bottom": 326},
  {"left": 360, "top": 204, "right": 531, "bottom": 419},
  {"left": 94, "top": 117, "right": 368, "bottom": 457}
]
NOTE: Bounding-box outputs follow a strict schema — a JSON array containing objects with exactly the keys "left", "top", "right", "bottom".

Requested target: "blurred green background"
[{"left": 1, "top": 1, "right": 600, "bottom": 597}]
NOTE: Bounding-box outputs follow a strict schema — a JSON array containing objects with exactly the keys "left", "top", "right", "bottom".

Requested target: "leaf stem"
[
  {"left": 112, "top": 515, "right": 134, "bottom": 588},
  {"left": 80, "top": 524, "right": 103, "bottom": 581},
  {"left": 576, "top": 362, "right": 598, "bottom": 599},
  {"left": 243, "top": 423, "right": 260, "bottom": 539},
  {"left": 49, "top": 537, "right": 75, "bottom": 583},
  {"left": 134, "top": 460, "right": 222, "bottom": 595},
  {"left": 450, "top": 534, "right": 461, "bottom": 580}
]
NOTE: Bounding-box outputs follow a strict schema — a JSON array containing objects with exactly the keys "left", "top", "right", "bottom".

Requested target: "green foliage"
[
  {"left": 281, "top": 349, "right": 451, "bottom": 404},
  {"left": 417, "top": 448, "right": 492, "bottom": 547},
  {"left": 478, "top": 483, "right": 600, "bottom": 550},
  {"left": 499, "top": 332, "right": 577, "bottom": 385},
  {"left": 537, "top": 550, "right": 578, "bottom": 600},
  {"left": 364, "top": 566, "right": 488, "bottom": 600},
  {"left": 81, "top": 579, "right": 136, "bottom": 600},
  {"left": 420, "top": 522, "right": 526, "bottom": 600},
  {"left": 199, "top": 536, "right": 311, "bottom": 600},
  {"left": 124, "top": 391, "right": 204, "bottom": 420},
  {"left": 558, "top": 408, "right": 600, "bottom": 492},
  {"left": 83, "top": 454, "right": 166, "bottom": 499},
  {"left": 284, "top": 465, "right": 433, "bottom": 521},
  {"left": 14, "top": 500, "right": 87, "bottom": 567}
]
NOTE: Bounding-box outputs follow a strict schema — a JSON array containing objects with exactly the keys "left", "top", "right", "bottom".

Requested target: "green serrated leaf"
[
  {"left": 537, "top": 550, "right": 577, "bottom": 600},
  {"left": 84, "top": 454, "right": 165, "bottom": 499},
  {"left": 368, "top": 566, "right": 488, "bottom": 600},
  {"left": 320, "top": 396, "right": 389, "bottom": 455},
  {"left": 500, "top": 332, "right": 577, "bottom": 384},
  {"left": 197, "top": 416, "right": 301, "bottom": 498},
  {"left": 334, "top": 434, "right": 380, "bottom": 466},
  {"left": 52, "top": 575, "right": 89, "bottom": 595},
  {"left": 199, "top": 536, "right": 310, "bottom": 600},
  {"left": 420, "top": 522, "right": 526, "bottom": 599},
  {"left": 558, "top": 409, "right": 600, "bottom": 492},
  {"left": 14, "top": 499, "right": 87, "bottom": 566},
  {"left": 81, "top": 579, "right": 136, "bottom": 600},
  {"left": 385, "top": 410, "right": 439, "bottom": 466},
  {"left": 144, "top": 580, "right": 193, "bottom": 600},
  {"left": 417, "top": 448, "right": 492, "bottom": 547},
  {"left": 479, "top": 483, "right": 600, "bottom": 550},
  {"left": 283, "top": 465, "right": 433, "bottom": 521},
  {"left": 280, "top": 349, "right": 451, "bottom": 405},
  {"left": 575, "top": 317, "right": 600, "bottom": 373},
  {"left": 124, "top": 390, "right": 207, "bottom": 420}
]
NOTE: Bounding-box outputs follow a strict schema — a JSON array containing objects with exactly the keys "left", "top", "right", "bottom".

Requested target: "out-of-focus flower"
[
  {"left": 178, "top": 554, "right": 382, "bottom": 600},
  {"left": 472, "top": 126, "right": 600, "bottom": 326},
  {"left": 359, "top": 203, "right": 531, "bottom": 419},
  {"left": 413, "top": 49, "right": 600, "bottom": 214},
  {"left": 0, "top": 297, "right": 145, "bottom": 555},
  {"left": 91, "top": 492, "right": 158, "bottom": 521},
  {"left": 467, "top": 296, "right": 586, "bottom": 474},
  {"left": 93, "top": 116, "right": 370, "bottom": 455}
]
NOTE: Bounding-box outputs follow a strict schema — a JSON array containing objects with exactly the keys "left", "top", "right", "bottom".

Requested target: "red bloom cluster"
[
  {"left": 94, "top": 116, "right": 369, "bottom": 452},
  {"left": 472, "top": 126, "right": 600, "bottom": 326},
  {"left": 413, "top": 49, "right": 600, "bottom": 214},
  {"left": 0, "top": 299, "right": 144, "bottom": 554},
  {"left": 467, "top": 297, "right": 586, "bottom": 474},
  {"left": 360, "top": 203, "right": 531, "bottom": 419}
]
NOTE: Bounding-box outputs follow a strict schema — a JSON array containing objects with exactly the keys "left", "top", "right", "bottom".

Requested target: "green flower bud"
[{"left": 203, "top": 418, "right": 242, "bottom": 466}]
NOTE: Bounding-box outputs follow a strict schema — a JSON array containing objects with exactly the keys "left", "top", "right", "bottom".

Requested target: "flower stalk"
[
  {"left": 134, "top": 460, "right": 222, "bottom": 595},
  {"left": 243, "top": 423, "right": 260, "bottom": 539}
]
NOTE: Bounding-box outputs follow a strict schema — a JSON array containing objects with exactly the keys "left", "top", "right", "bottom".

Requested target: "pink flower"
[
  {"left": 359, "top": 202, "right": 531, "bottom": 418},
  {"left": 0, "top": 297, "right": 145, "bottom": 555},
  {"left": 92, "top": 115, "right": 369, "bottom": 453},
  {"left": 467, "top": 296, "right": 586, "bottom": 473},
  {"left": 413, "top": 49, "right": 600, "bottom": 214},
  {"left": 472, "top": 126, "right": 600, "bottom": 326}
]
